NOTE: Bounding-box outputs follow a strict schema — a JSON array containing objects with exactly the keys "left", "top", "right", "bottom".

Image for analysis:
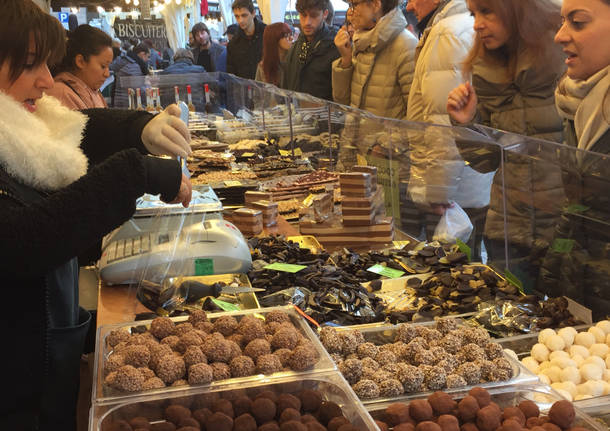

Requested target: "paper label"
[
  {"left": 303, "top": 194, "right": 316, "bottom": 207},
  {"left": 551, "top": 238, "right": 575, "bottom": 253},
  {"left": 195, "top": 258, "right": 214, "bottom": 275},
  {"left": 356, "top": 154, "right": 368, "bottom": 166},
  {"left": 564, "top": 296, "right": 593, "bottom": 324},
  {"left": 504, "top": 269, "right": 524, "bottom": 295},
  {"left": 392, "top": 240, "right": 410, "bottom": 249},
  {"left": 565, "top": 204, "right": 590, "bottom": 213},
  {"left": 456, "top": 238, "right": 472, "bottom": 262},
  {"left": 367, "top": 264, "right": 405, "bottom": 278},
  {"left": 264, "top": 263, "right": 307, "bottom": 273},
  {"left": 224, "top": 180, "right": 242, "bottom": 187},
  {"left": 241, "top": 152, "right": 256, "bottom": 157},
  {"left": 211, "top": 298, "right": 241, "bottom": 312},
  {"left": 279, "top": 148, "right": 303, "bottom": 157}
]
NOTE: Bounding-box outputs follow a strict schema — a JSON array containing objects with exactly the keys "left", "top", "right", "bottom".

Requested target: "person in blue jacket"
[{"left": 161, "top": 49, "right": 206, "bottom": 74}]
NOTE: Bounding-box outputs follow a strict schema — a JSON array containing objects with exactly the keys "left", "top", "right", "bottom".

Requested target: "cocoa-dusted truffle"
[
  {"left": 174, "top": 322, "right": 194, "bottom": 336},
  {"left": 460, "top": 424, "right": 479, "bottom": 431},
  {"left": 107, "top": 329, "right": 131, "bottom": 348},
  {"left": 188, "top": 363, "right": 213, "bottom": 385},
  {"left": 255, "top": 390, "right": 279, "bottom": 403},
  {"left": 379, "top": 379, "right": 403, "bottom": 397},
  {"left": 230, "top": 355, "right": 255, "bottom": 377},
  {"left": 339, "top": 358, "right": 362, "bottom": 384},
  {"left": 301, "top": 414, "right": 317, "bottom": 424},
  {"left": 206, "top": 412, "right": 233, "bottom": 431},
  {"left": 245, "top": 339, "right": 272, "bottom": 360},
  {"left": 165, "top": 404, "right": 192, "bottom": 424},
  {"left": 305, "top": 421, "right": 326, "bottom": 431},
  {"left": 239, "top": 318, "right": 266, "bottom": 344},
  {"left": 517, "top": 400, "right": 539, "bottom": 419},
  {"left": 265, "top": 310, "right": 291, "bottom": 325},
  {"left": 429, "top": 392, "right": 457, "bottom": 415},
  {"left": 476, "top": 406, "right": 501, "bottom": 431},
  {"left": 178, "top": 417, "right": 201, "bottom": 429},
  {"left": 396, "top": 363, "right": 424, "bottom": 393},
  {"left": 193, "top": 407, "right": 212, "bottom": 425},
  {"left": 288, "top": 346, "right": 317, "bottom": 371},
  {"left": 499, "top": 418, "right": 522, "bottom": 431},
  {"left": 385, "top": 403, "right": 412, "bottom": 426},
  {"left": 142, "top": 376, "right": 166, "bottom": 390},
  {"left": 415, "top": 421, "right": 441, "bottom": 431},
  {"left": 209, "top": 362, "right": 231, "bottom": 380},
  {"left": 123, "top": 345, "right": 151, "bottom": 368},
  {"left": 234, "top": 413, "right": 258, "bottom": 431},
  {"left": 353, "top": 379, "right": 379, "bottom": 399},
  {"left": 184, "top": 345, "right": 207, "bottom": 368},
  {"left": 156, "top": 354, "right": 186, "bottom": 384},
  {"left": 541, "top": 423, "right": 561, "bottom": 431},
  {"left": 468, "top": 388, "right": 491, "bottom": 408},
  {"left": 357, "top": 342, "right": 380, "bottom": 359},
  {"left": 150, "top": 317, "right": 176, "bottom": 339},
  {"left": 252, "top": 397, "right": 277, "bottom": 424},
  {"left": 527, "top": 420, "right": 543, "bottom": 429},
  {"left": 129, "top": 416, "right": 150, "bottom": 429},
  {"left": 409, "top": 400, "right": 433, "bottom": 422},
  {"left": 456, "top": 362, "right": 481, "bottom": 385},
  {"left": 213, "top": 399, "right": 235, "bottom": 418},
  {"left": 394, "top": 424, "right": 415, "bottom": 431},
  {"left": 502, "top": 407, "right": 525, "bottom": 426},
  {"left": 437, "top": 414, "right": 459, "bottom": 431},
  {"left": 318, "top": 400, "right": 342, "bottom": 425},
  {"left": 111, "top": 365, "right": 144, "bottom": 392},
  {"left": 150, "top": 421, "right": 176, "bottom": 431},
  {"left": 280, "top": 420, "right": 307, "bottom": 431},
  {"left": 233, "top": 396, "right": 253, "bottom": 417},
  {"left": 213, "top": 316, "right": 239, "bottom": 336},
  {"left": 376, "top": 420, "right": 389, "bottom": 431},
  {"left": 327, "top": 417, "right": 349, "bottom": 431},
  {"left": 259, "top": 422, "right": 280, "bottom": 431},
  {"left": 548, "top": 400, "right": 574, "bottom": 429},
  {"left": 280, "top": 408, "right": 301, "bottom": 423},
  {"left": 276, "top": 393, "right": 301, "bottom": 414},
  {"left": 425, "top": 365, "right": 447, "bottom": 391},
  {"left": 257, "top": 354, "right": 282, "bottom": 374},
  {"left": 298, "top": 389, "right": 322, "bottom": 413},
  {"left": 446, "top": 374, "right": 467, "bottom": 389},
  {"left": 458, "top": 395, "right": 480, "bottom": 422}
]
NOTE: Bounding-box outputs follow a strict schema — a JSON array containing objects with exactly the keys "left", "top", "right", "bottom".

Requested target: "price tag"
[
  {"left": 551, "top": 238, "right": 575, "bottom": 253},
  {"left": 224, "top": 180, "right": 242, "bottom": 187},
  {"left": 456, "top": 239, "right": 472, "bottom": 262},
  {"left": 195, "top": 258, "right": 214, "bottom": 275},
  {"left": 367, "top": 264, "right": 405, "bottom": 278},
  {"left": 241, "top": 152, "right": 256, "bottom": 157},
  {"left": 504, "top": 269, "right": 524, "bottom": 295},
  {"left": 211, "top": 298, "right": 241, "bottom": 312},
  {"left": 263, "top": 263, "right": 307, "bottom": 273},
  {"left": 303, "top": 194, "right": 316, "bottom": 207},
  {"left": 356, "top": 154, "right": 368, "bottom": 166}
]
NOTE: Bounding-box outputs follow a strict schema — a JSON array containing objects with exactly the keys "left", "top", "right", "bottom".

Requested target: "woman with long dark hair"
[
  {"left": 255, "top": 22, "right": 294, "bottom": 86},
  {"left": 47, "top": 24, "right": 113, "bottom": 109}
]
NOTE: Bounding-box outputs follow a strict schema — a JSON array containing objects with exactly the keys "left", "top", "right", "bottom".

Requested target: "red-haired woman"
[
  {"left": 255, "top": 22, "right": 294, "bottom": 86},
  {"left": 446, "top": 0, "right": 565, "bottom": 286}
]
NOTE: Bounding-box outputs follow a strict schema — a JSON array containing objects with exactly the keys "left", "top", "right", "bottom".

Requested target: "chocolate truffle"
[
  {"left": 239, "top": 319, "right": 266, "bottom": 344},
  {"left": 384, "top": 403, "right": 412, "bottom": 426},
  {"left": 271, "top": 328, "right": 300, "bottom": 350},
  {"left": 458, "top": 396, "right": 480, "bottom": 423},
  {"left": 252, "top": 397, "right": 277, "bottom": 424},
  {"left": 245, "top": 339, "right": 272, "bottom": 360},
  {"left": 499, "top": 419, "right": 522, "bottom": 431},
  {"left": 320, "top": 327, "right": 342, "bottom": 354},
  {"left": 445, "top": 374, "right": 467, "bottom": 389},
  {"left": 280, "top": 408, "right": 301, "bottom": 424},
  {"left": 476, "top": 406, "right": 501, "bottom": 431},
  {"left": 142, "top": 377, "right": 166, "bottom": 390},
  {"left": 280, "top": 421, "right": 307, "bottom": 431},
  {"left": 548, "top": 400, "right": 574, "bottom": 429},
  {"left": 517, "top": 400, "right": 539, "bottom": 419},
  {"left": 187, "top": 309, "right": 208, "bottom": 325},
  {"left": 541, "top": 423, "right": 561, "bottom": 431},
  {"left": 210, "top": 362, "right": 231, "bottom": 380},
  {"left": 460, "top": 424, "right": 479, "bottom": 431},
  {"left": 502, "top": 407, "right": 525, "bottom": 426},
  {"left": 206, "top": 412, "right": 233, "bottom": 431},
  {"left": 213, "top": 316, "right": 239, "bottom": 336},
  {"left": 318, "top": 401, "right": 343, "bottom": 425},
  {"left": 357, "top": 342, "right": 380, "bottom": 359},
  {"left": 183, "top": 346, "right": 207, "bottom": 368},
  {"left": 409, "top": 400, "right": 433, "bottom": 422},
  {"left": 123, "top": 345, "right": 151, "bottom": 368},
  {"left": 468, "top": 388, "right": 491, "bottom": 408},
  {"left": 165, "top": 405, "right": 192, "bottom": 424},
  {"left": 379, "top": 379, "right": 404, "bottom": 397},
  {"left": 230, "top": 355, "right": 256, "bottom": 377},
  {"left": 193, "top": 408, "right": 212, "bottom": 426},
  {"left": 277, "top": 394, "right": 301, "bottom": 413},
  {"left": 156, "top": 354, "right": 186, "bottom": 384},
  {"left": 339, "top": 359, "right": 363, "bottom": 384},
  {"left": 395, "top": 424, "right": 415, "bottom": 431},
  {"left": 234, "top": 413, "right": 258, "bottom": 431},
  {"left": 396, "top": 364, "right": 424, "bottom": 393},
  {"left": 327, "top": 417, "right": 349, "bottom": 431},
  {"left": 107, "top": 329, "right": 131, "bottom": 348},
  {"left": 174, "top": 323, "right": 194, "bottom": 337},
  {"left": 111, "top": 365, "right": 145, "bottom": 392},
  {"left": 212, "top": 399, "right": 235, "bottom": 418},
  {"left": 415, "top": 422, "right": 442, "bottom": 431},
  {"left": 257, "top": 354, "right": 282, "bottom": 374},
  {"left": 188, "top": 363, "right": 213, "bottom": 385},
  {"left": 105, "top": 354, "right": 125, "bottom": 375},
  {"left": 259, "top": 423, "right": 280, "bottom": 431},
  {"left": 233, "top": 396, "right": 253, "bottom": 417},
  {"left": 288, "top": 346, "right": 317, "bottom": 371},
  {"left": 437, "top": 415, "right": 459, "bottom": 431},
  {"left": 428, "top": 392, "right": 457, "bottom": 415},
  {"left": 151, "top": 317, "right": 176, "bottom": 339},
  {"left": 275, "top": 349, "right": 293, "bottom": 367},
  {"left": 353, "top": 379, "right": 379, "bottom": 399},
  {"left": 299, "top": 390, "right": 322, "bottom": 413}
]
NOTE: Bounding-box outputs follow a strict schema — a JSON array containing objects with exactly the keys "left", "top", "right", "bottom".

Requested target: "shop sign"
[{"left": 114, "top": 19, "right": 169, "bottom": 49}]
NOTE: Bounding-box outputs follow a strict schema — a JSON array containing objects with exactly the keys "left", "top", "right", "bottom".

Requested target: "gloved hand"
[
  {"left": 141, "top": 104, "right": 192, "bottom": 158},
  {"left": 166, "top": 173, "right": 193, "bottom": 208}
]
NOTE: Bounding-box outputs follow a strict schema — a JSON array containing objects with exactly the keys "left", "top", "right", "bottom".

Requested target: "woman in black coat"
[{"left": 0, "top": 1, "right": 192, "bottom": 429}]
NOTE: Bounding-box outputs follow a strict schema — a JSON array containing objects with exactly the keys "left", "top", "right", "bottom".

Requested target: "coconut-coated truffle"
[
  {"left": 206, "top": 412, "right": 233, "bottom": 431},
  {"left": 339, "top": 358, "right": 362, "bottom": 384},
  {"left": 165, "top": 404, "right": 192, "bottom": 424},
  {"left": 409, "top": 400, "right": 433, "bottom": 422},
  {"left": 548, "top": 400, "right": 574, "bottom": 429},
  {"left": 353, "top": 379, "right": 379, "bottom": 399},
  {"left": 288, "top": 346, "right": 317, "bottom": 371},
  {"left": 518, "top": 400, "right": 539, "bottom": 419},
  {"left": 446, "top": 374, "right": 467, "bottom": 389},
  {"left": 256, "top": 354, "right": 282, "bottom": 374},
  {"left": 376, "top": 350, "right": 398, "bottom": 367},
  {"left": 188, "top": 363, "right": 213, "bottom": 385},
  {"left": 327, "top": 417, "right": 349, "bottom": 431},
  {"left": 123, "top": 345, "right": 151, "bottom": 368},
  {"left": 213, "top": 316, "right": 239, "bottom": 336},
  {"left": 156, "top": 354, "right": 186, "bottom": 384},
  {"left": 425, "top": 366, "right": 448, "bottom": 391},
  {"left": 111, "top": 365, "right": 144, "bottom": 392},
  {"left": 395, "top": 324, "right": 418, "bottom": 344},
  {"left": 230, "top": 355, "right": 255, "bottom": 377},
  {"left": 379, "top": 379, "right": 404, "bottom": 397},
  {"left": 438, "top": 415, "right": 460, "bottom": 431},
  {"left": 476, "top": 406, "right": 501, "bottom": 431},
  {"left": 428, "top": 392, "right": 457, "bottom": 415},
  {"left": 338, "top": 331, "right": 363, "bottom": 355},
  {"left": 107, "top": 329, "right": 131, "bottom": 348},
  {"left": 252, "top": 397, "right": 277, "bottom": 424},
  {"left": 319, "top": 327, "right": 342, "bottom": 354},
  {"left": 357, "top": 342, "right": 380, "bottom": 359},
  {"left": 385, "top": 403, "right": 412, "bottom": 426},
  {"left": 395, "top": 363, "right": 424, "bottom": 392},
  {"left": 458, "top": 395, "right": 480, "bottom": 422},
  {"left": 245, "top": 339, "right": 272, "bottom": 360},
  {"left": 456, "top": 362, "right": 481, "bottom": 386}
]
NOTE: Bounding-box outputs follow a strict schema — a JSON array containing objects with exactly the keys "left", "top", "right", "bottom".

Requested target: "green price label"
[
  {"left": 211, "top": 298, "right": 241, "bottom": 311},
  {"left": 551, "top": 238, "right": 575, "bottom": 253},
  {"left": 565, "top": 204, "right": 590, "bottom": 213},
  {"left": 263, "top": 263, "right": 307, "bottom": 273},
  {"left": 194, "top": 258, "right": 214, "bottom": 275},
  {"left": 504, "top": 269, "right": 524, "bottom": 295},
  {"left": 367, "top": 264, "right": 405, "bottom": 278},
  {"left": 456, "top": 239, "right": 472, "bottom": 262}
]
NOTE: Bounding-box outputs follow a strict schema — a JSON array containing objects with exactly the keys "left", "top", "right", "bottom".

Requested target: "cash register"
[{"left": 98, "top": 186, "right": 252, "bottom": 285}]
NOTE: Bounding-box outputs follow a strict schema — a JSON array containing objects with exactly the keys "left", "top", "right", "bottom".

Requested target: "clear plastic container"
[
  {"left": 93, "top": 306, "right": 336, "bottom": 406},
  {"left": 367, "top": 384, "right": 607, "bottom": 430},
  {"left": 90, "top": 372, "right": 380, "bottom": 431}
]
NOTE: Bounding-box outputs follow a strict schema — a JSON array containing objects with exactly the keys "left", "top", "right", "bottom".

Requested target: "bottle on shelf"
[
  {"left": 135, "top": 88, "right": 143, "bottom": 110},
  {"left": 204, "top": 83, "right": 212, "bottom": 113},
  {"left": 155, "top": 88, "right": 162, "bottom": 112},
  {"left": 186, "top": 85, "right": 195, "bottom": 112},
  {"left": 145, "top": 88, "right": 155, "bottom": 112},
  {"left": 127, "top": 88, "right": 134, "bottom": 110},
  {"left": 174, "top": 86, "right": 180, "bottom": 104}
]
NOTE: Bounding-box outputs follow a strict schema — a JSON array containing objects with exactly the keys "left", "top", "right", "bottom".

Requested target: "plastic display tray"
[{"left": 93, "top": 306, "right": 336, "bottom": 407}]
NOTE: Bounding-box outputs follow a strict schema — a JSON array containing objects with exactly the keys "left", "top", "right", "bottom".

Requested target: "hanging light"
[
  {"left": 114, "top": 6, "right": 122, "bottom": 12},
  {"left": 133, "top": 0, "right": 139, "bottom": 5},
  {"left": 175, "top": 0, "right": 181, "bottom": 4},
  {"left": 97, "top": 6, "right": 104, "bottom": 13},
  {"left": 153, "top": 0, "right": 158, "bottom": 5},
  {"left": 70, "top": 7, "right": 79, "bottom": 13},
  {"left": 126, "top": 0, "right": 131, "bottom": 4}
]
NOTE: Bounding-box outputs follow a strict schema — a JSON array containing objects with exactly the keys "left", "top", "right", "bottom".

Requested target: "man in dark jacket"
[
  {"left": 191, "top": 22, "right": 227, "bottom": 72},
  {"left": 282, "top": 0, "right": 339, "bottom": 100},
  {"left": 161, "top": 49, "right": 206, "bottom": 74},
  {"left": 226, "top": 0, "right": 266, "bottom": 79}
]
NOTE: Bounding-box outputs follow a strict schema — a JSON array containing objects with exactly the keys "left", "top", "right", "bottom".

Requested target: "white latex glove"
[{"left": 141, "top": 104, "right": 192, "bottom": 158}]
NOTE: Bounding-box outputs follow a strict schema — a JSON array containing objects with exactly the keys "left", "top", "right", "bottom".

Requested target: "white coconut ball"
[
  {"left": 603, "top": 369, "right": 610, "bottom": 382},
  {"left": 538, "top": 373, "right": 551, "bottom": 385},
  {"left": 589, "top": 327, "right": 606, "bottom": 343},
  {"left": 538, "top": 328, "right": 557, "bottom": 344},
  {"left": 503, "top": 349, "right": 518, "bottom": 361},
  {"left": 545, "top": 334, "right": 566, "bottom": 352},
  {"left": 571, "top": 354, "right": 585, "bottom": 367},
  {"left": 554, "top": 387, "right": 573, "bottom": 401},
  {"left": 606, "top": 355, "right": 610, "bottom": 371},
  {"left": 538, "top": 361, "right": 552, "bottom": 371},
  {"left": 558, "top": 327, "right": 577, "bottom": 347},
  {"left": 595, "top": 320, "right": 610, "bottom": 335},
  {"left": 575, "top": 394, "right": 593, "bottom": 401},
  {"left": 581, "top": 380, "right": 605, "bottom": 397},
  {"left": 561, "top": 381, "right": 578, "bottom": 397},
  {"left": 532, "top": 343, "right": 551, "bottom": 362},
  {"left": 604, "top": 382, "right": 610, "bottom": 395},
  {"left": 549, "top": 351, "right": 570, "bottom": 361},
  {"left": 570, "top": 345, "right": 591, "bottom": 359},
  {"left": 606, "top": 333, "right": 610, "bottom": 345},
  {"left": 551, "top": 357, "right": 576, "bottom": 369},
  {"left": 560, "top": 366, "right": 581, "bottom": 384},
  {"left": 589, "top": 343, "right": 610, "bottom": 358},
  {"left": 542, "top": 366, "right": 563, "bottom": 383},
  {"left": 522, "top": 357, "right": 539, "bottom": 374},
  {"left": 575, "top": 331, "right": 596, "bottom": 348},
  {"left": 580, "top": 363, "right": 603, "bottom": 381},
  {"left": 583, "top": 355, "right": 606, "bottom": 370}
]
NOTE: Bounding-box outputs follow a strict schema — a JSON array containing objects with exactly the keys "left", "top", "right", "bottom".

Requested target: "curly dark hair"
[{"left": 296, "top": 0, "right": 330, "bottom": 13}]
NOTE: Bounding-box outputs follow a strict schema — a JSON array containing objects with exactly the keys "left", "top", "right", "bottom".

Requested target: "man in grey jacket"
[{"left": 191, "top": 22, "right": 227, "bottom": 72}]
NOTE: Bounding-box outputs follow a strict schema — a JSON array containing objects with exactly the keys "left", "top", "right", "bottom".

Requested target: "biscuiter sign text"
[{"left": 114, "top": 19, "right": 169, "bottom": 50}]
